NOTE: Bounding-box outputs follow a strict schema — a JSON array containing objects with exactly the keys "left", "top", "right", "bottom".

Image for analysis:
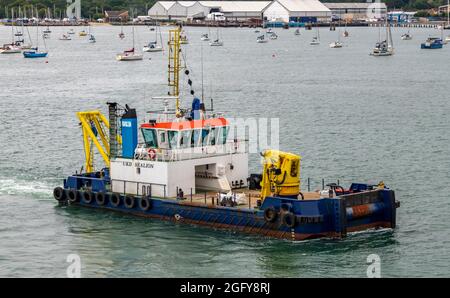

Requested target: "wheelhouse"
[{"left": 140, "top": 118, "right": 229, "bottom": 150}]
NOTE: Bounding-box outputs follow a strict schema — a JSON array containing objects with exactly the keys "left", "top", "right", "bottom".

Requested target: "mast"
[
  {"left": 388, "top": 19, "right": 393, "bottom": 52},
  {"left": 132, "top": 25, "right": 135, "bottom": 49},
  {"left": 36, "top": 20, "right": 39, "bottom": 50},
  {"left": 168, "top": 27, "right": 181, "bottom": 114},
  {"left": 10, "top": 8, "right": 14, "bottom": 44}
]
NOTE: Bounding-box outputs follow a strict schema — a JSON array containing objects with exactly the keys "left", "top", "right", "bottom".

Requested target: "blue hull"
[
  {"left": 421, "top": 43, "right": 443, "bottom": 49},
  {"left": 54, "top": 174, "right": 399, "bottom": 241},
  {"left": 23, "top": 52, "right": 48, "bottom": 58}
]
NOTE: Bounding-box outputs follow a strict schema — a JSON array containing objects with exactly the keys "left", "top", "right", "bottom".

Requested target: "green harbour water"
[{"left": 0, "top": 25, "right": 449, "bottom": 277}]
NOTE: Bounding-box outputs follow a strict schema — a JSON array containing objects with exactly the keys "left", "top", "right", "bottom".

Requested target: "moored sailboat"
[
  {"left": 117, "top": 26, "right": 143, "bottom": 61},
  {"left": 370, "top": 19, "right": 394, "bottom": 56},
  {"left": 143, "top": 24, "right": 163, "bottom": 52},
  {"left": 310, "top": 25, "right": 320, "bottom": 45},
  {"left": 23, "top": 22, "right": 48, "bottom": 58}
]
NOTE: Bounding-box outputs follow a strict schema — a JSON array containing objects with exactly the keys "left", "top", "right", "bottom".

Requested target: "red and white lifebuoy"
[{"left": 147, "top": 148, "right": 156, "bottom": 160}]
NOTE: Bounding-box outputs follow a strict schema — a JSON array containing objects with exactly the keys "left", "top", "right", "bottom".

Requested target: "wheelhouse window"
[
  {"left": 142, "top": 129, "right": 158, "bottom": 148},
  {"left": 168, "top": 131, "right": 179, "bottom": 149},
  {"left": 191, "top": 129, "right": 201, "bottom": 147},
  {"left": 202, "top": 129, "right": 210, "bottom": 146},
  {"left": 218, "top": 126, "right": 229, "bottom": 145},
  {"left": 180, "top": 130, "right": 191, "bottom": 148}
]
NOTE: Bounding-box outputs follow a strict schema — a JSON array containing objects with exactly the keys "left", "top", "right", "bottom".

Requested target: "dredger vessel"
[{"left": 53, "top": 27, "right": 399, "bottom": 241}]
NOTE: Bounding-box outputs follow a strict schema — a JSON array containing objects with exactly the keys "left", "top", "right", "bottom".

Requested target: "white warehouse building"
[
  {"left": 263, "top": 0, "right": 331, "bottom": 22},
  {"left": 148, "top": 0, "right": 331, "bottom": 22}
]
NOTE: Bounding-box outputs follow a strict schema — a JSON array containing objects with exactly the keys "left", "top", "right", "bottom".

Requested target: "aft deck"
[{"left": 172, "top": 188, "right": 322, "bottom": 209}]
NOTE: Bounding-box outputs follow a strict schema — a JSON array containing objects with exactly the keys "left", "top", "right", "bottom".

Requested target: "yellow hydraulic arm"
[
  {"left": 77, "top": 110, "right": 121, "bottom": 173},
  {"left": 260, "top": 150, "right": 301, "bottom": 201}
]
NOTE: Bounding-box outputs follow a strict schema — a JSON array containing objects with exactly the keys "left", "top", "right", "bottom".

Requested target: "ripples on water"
[{"left": 0, "top": 25, "right": 449, "bottom": 277}]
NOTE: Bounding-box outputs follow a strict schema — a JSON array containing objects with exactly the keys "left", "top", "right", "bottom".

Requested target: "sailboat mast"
[
  {"left": 132, "top": 26, "right": 135, "bottom": 49},
  {"left": 36, "top": 21, "right": 39, "bottom": 49}
]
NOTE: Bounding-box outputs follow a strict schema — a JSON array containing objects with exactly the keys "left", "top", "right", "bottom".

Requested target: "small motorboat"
[
  {"left": 119, "top": 32, "right": 125, "bottom": 39},
  {"left": 401, "top": 32, "right": 412, "bottom": 40},
  {"left": 116, "top": 48, "right": 143, "bottom": 61},
  {"left": 0, "top": 44, "right": 21, "bottom": 54},
  {"left": 143, "top": 41, "right": 162, "bottom": 52},
  {"left": 15, "top": 31, "right": 23, "bottom": 37},
  {"left": 23, "top": 48, "right": 48, "bottom": 58},
  {"left": 59, "top": 34, "right": 72, "bottom": 41},
  {"left": 201, "top": 33, "right": 210, "bottom": 41},
  {"left": 329, "top": 41, "right": 343, "bottom": 48},
  {"left": 254, "top": 29, "right": 260, "bottom": 33},
  {"left": 256, "top": 35, "right": 267, "bottom": 43},
  {"left": 209, "top": 39, "right": 223, "bottom": 46},
  {"left": 43, "top": 33, "right": 50, "bottom": 39},
  {"left": 88, "top": 34, "right": 96, "bottom": 43},
  {"left": 67, "top": 29, "right": 75, "bottom": 35},
  {"left": 269, "top": 32, "right": 278, "bottom": 40},
  {"left": 266, "top": 28, "right": 273, "bottom": 34},
  {"left": 343, "top": 30, "right": 349, "bottom": 37},
  {"left": 79, "top": 30, "right": 88, "bottom": 37},
  {"left": 421, "top": 37, "right": 444, "bottom": 49},
  {"left": 294, "top": 28, "right": 300, "bottom": 35},
  {"left": 43, "top": 27, "right": 51, "bottom": 34},
  {"left": 310, "top": 36, "right": 320, "bottom": 45}
]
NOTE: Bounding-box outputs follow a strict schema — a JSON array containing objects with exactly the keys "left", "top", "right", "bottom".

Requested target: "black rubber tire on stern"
[
  {"left": 282, "top": 212, "right": 296, "bottom": 228},
  {"left": 139, "top": 196, "right": 152, "bottom": 211},
  {"left": 124, "top": 195, "right": 135, "bottom": 209},
  {"left": 95, "top": 192, "right": 108, "bottom": 206},
  {"left": 264, "top": 206, "right": 278, "bottom": 223},
  {"left": 110, "top": 193, "right": 121, "bottom": 207},
  {"left": 53, "top": 187, "right": 66, "bottom": 201},
  {"left": 67, "top": 189, "right": 79, "bottom": 203},
  {"left": 82, "top": 191, "right": 94, "bottom": 204}
]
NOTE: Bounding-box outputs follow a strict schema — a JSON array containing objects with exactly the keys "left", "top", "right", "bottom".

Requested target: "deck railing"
[{"left": 134, "top": 139, "right": 248, "bottom": 162}]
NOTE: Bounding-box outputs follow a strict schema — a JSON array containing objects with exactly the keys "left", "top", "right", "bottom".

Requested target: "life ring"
[
  {"left": 174, "top": 214, "right": 182, "bottom": 221},
  {"left": 110, "top": 193, "right": 121, "bottom": 207},
  {"left": 147, "top": 148, "right": 156, "bottom": 160},
  {"left": 53, "top": 187, "right": 66, "bottom": 201},
  {"left": 67, "top": 189, "right": 79, "bottom": 203},
  {"left": 139, "top": 196, "right": 152, "bottom": 211},
  {"left": 124, "top": 195, "right": 135, "bottom": 209},
  {"left": 95, "top": 192, "right": 108, "bottom": 206},
  {"left": 282, "top": 212, "right": 296, "bottom": 228},
  {"left": 263, "top": 206, "right": 278, "bottom": 223},
  {"left": 82, "top": 191, "right": 94, "bottom": 204}
]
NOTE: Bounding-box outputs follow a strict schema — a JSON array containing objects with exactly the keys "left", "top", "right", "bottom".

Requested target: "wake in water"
[{"left": 0, "top": 177, "right": 56, "bottom": 198}]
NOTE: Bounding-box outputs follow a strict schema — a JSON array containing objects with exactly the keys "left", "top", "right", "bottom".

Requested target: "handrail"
[{"left": 134, "top": 139, "right": 248, "bottom": 162}]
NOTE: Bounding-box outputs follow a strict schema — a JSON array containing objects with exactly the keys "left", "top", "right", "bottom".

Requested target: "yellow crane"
[{"left": 77, "top": 110, "right": 121, "bottom": 173}]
